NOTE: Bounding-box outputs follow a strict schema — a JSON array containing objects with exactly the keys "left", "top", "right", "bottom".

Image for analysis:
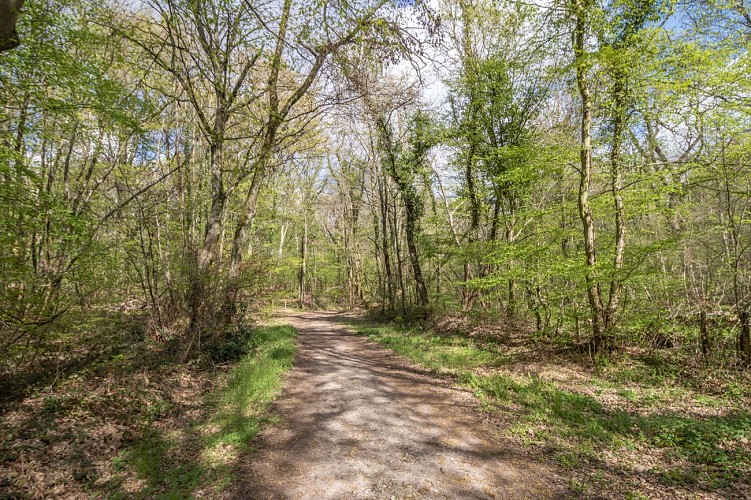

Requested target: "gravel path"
[{"left": 234, "top": 311, "right": 566, "bottom": 499}]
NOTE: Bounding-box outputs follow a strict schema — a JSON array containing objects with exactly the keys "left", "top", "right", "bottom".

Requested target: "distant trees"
[
  {"left": 2, "top": 0, "right": 751, "bottom": 369},
  {"left": 109, "top": 0, "right": 412, "bottom": 338},
  {"left": 0, "top": 0, "right": 148, "bottom": 359},
  {"left": 439, "top": 0, "right": 551, "bottom": 318},
  {"left": 0, "top": 0, "right": 422, "bottom": 366},
  {"left": 306, "top": 0, "right": 751, "bottom": 367}
]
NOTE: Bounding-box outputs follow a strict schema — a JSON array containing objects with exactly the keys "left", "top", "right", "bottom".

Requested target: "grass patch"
[
  {"left": 348, "top": 320, "right": 751, "bottom": 493},
  {"left": 110, "top": 324, "right": 297, "bottom": 498},
  {"left": 462, "top": 371, "right": 751, "bottom": 479},
  {"left": 354, "top": 324, "right": 500, "bottom": 372}
]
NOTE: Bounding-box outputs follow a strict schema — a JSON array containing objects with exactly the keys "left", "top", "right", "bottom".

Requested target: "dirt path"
[{"left": 234, "top": 312, "right": 566, "bottom": 499}]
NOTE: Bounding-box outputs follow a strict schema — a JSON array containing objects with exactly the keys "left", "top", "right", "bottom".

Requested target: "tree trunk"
[
  {"left": 391, "top": 195, "right": 407, "bottom": 312},
  {"left": 605, "top": 71, "right": 627, "bottom": 332},
  {"left": 700, "top": 308, "right": 710, "bottom": 361},
  {"left": 404, "top": 195, "right": 429, "bottom": 309},
  {"left": 223, "top": 0, "right": 289, "bottom": 319},
  {"left": 197, "top": 137, "right": 226, "bottom": 271},
  {"left": 278, "top": 221, "right": 288, "bottom": 256},
  {"left": 223, "top": 168, "right": 263, "bottom": 319},
  {"left": 739, "top": 310, "right": 751, "bottom": 368},
  {"left": 506, "top": 225, "right": 516, "bottom": 320},
  {"left": 298, "top": 217, "right": 308, "bottom": 308},
  {"left": 189, "top": 136, "right": 225, "bottom": 335},
  {"left": 379, "top": 176, "right": 395, "bottom": 312},
  {"left": 572, "top": 0, "right": 606, "bottom": 352}
]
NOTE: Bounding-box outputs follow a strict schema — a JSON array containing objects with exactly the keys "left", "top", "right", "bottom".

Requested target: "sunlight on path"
[{"left": 234, "top": 312, "right": 564, "bottom": 499}]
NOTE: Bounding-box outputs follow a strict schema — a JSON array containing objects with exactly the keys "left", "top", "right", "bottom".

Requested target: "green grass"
[
  {"left": 207, "top": 325, "right": 297, "bottom": 451},
  {"left": 354, "top": 324, "right": 501, "bottom": 372},
  {"left": 349, "top": 321, "right": 751, "bottom": 491},
  {"left": 109, "top": 324, "right": 297, "bottom": 498},
  {"left": 462, "top": 371, "right": 751, "bottom": 478}
]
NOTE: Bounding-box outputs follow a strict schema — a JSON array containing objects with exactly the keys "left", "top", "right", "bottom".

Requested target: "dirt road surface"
[{"left": 234, "top": 311, "right": 566, "bottom": 499}]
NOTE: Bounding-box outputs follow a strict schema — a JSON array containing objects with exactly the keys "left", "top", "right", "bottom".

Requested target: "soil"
[{"left": 233, "top": 311, "right": 568, "bottom": 499}]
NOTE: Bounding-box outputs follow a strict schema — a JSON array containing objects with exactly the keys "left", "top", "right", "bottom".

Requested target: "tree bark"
[
  {"left": 572, "top": 0, "right": 606, "bottom": 352},
  {"left": 298, "top": 216, "right": 308, "bottom": 307},
  {"left": 700, "top": 308, "right": 710, "bottom": 361},
  {"left": 190, "top": 137, "right": 226, "bottom": 328},
  {"left": 605, "top": 69, "right": 627, "bottom": 332},
  {"left": 740, "top": 310, "right": 751, "bottom": 368},
  {"left": 404, "top": 194, "right": 429, "bottom": 308},
  {"left": 377, "top": 118, "right": 429, "bottom": 311},
  {"left": 379, "top": 173, "right": 395, "bottom": 312}
]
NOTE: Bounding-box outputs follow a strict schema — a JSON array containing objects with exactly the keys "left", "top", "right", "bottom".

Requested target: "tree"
[
  {"left": 377, "top": 110, "right": 432, "bottom": 310},
  {"left": 0, "top": 0, "right": 24, "bottom": 51}
]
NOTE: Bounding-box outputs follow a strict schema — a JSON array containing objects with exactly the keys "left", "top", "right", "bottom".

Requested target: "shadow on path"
[{"left": 234, "top": 311, "right": 567, "bottom": 499}]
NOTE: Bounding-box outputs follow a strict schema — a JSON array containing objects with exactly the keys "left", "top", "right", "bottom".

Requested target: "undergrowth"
[{"left": 108, "top": 324, "right": 297, "bottom": 498}]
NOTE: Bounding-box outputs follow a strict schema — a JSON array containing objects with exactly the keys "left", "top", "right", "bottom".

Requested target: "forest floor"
[
  {"left": 0, "top": 314, "right": 298, "bottom": 499},
  {"left": 234, "top": 311, "right": 569, "bottom": 499},
  {"left": 2, "top": 309, "right": 749, "bottom": 498}
]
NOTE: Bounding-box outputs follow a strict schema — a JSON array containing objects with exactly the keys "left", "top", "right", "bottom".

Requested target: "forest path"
[{"left": 233, "top": 311, "right": 565, "bottom": 499}]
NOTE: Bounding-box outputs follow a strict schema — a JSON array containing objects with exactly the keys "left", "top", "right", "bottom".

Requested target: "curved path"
[{"left": 234, "top": 311, "right": 565, "bottom": 499}]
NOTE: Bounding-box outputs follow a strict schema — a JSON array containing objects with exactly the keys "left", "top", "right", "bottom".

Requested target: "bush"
[{"left": 205, "top": 326, "right": 255, "bottom": 364}]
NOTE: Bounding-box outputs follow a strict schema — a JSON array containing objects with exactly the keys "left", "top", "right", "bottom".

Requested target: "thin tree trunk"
[
  {"left": 506, "top": 224, "right": 516, "bottom": 319},
  {"left": 391, "top": 195, "right": 407, "bottom": 312},
  {"left": 298, "top": 216, "right": 308, "bottom": 307},
  {"left": 700, "top": 308, "right": 710, "bottom": 362},
  {"left": 379, "top": 176, "right": 395, "bottom": 312},
  {"left": 572, "top": 0, "right": 606, "bottom": 352},
  {"left": 605, "top": 72, "right": 627, "bottom": 332},
  {"left": 223, "top": 167, "right": 263, "bottom": 319},
  {"left": 740, "top": 310, "right": 751, "bottom": 368},
  {"left": 189, "top": 137, "right": 225, "bottom": 334},
  {"left": 404, "top": 195, "right": 429, "bottom": 309},
  {"left": 279, "top": 221, "right": 288, "bottom": 256}
]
